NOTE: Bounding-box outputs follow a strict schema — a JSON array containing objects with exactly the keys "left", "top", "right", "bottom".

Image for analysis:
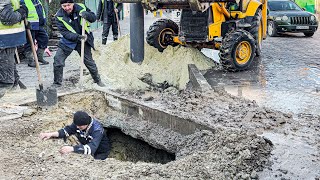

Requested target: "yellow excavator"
[{"left": 114, "top": 0, "right": 268, "bottom": 71}]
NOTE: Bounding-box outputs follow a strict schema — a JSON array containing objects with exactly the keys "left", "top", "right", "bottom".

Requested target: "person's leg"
[
  {"left": 0, "top": 48, "right": 16, "bottom": 98},
  {"left": 102, "top": 22, "right": 111, "bottom": 45},
  {"left": 52, "top": 46, "right": 72, "bottom": 86},
  {"left": 25, "top": 30, "right": 36, "bottom": 67},
  {"left": 111, "top": 14, "right": 118, "bottom": 41},
  {"left": 75, "top": 43, "right": 105, "bottom": 87},
  {"left": 35, "top": 27, "right": 49, "bottom": 64},
  {"left": 12, "top": 63, "right": 20, "bottom": 88}
]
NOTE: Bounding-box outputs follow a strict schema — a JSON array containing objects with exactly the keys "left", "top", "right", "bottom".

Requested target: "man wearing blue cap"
[{"left": 39, "top": 111, "right": 111, "bottom": 160}]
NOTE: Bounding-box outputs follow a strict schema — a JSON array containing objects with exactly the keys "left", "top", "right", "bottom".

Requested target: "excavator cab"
[{"left": 114, "top": 0, "right": 268, "bottom": 71}]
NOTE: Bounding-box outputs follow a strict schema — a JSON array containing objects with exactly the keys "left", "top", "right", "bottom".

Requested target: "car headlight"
[
  {"left": 282, "top": 16, "right": 289, "bottom": 21},
  {"left": 275, "top": 17, "right": 282, "bottom": 21},
  {"left": 311, "top": 15, "right": 316, "bottom": 21}
]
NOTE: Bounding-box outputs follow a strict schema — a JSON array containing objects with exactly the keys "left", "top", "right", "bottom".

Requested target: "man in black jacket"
[
  {"left": 53, "top": 0, "right": 105, "bottom": 87},
  {"left": 0, "top": 0, "right": 28, "bottom": 98},
  {"left": 97, "top": 0, "right": 122, "bottom": 45},
  {"left": 39, "top": 111, "right": 111, "bottom": 160}
]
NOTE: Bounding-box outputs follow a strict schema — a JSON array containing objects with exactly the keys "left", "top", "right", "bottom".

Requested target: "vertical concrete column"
[{"left": 130, "top": 3, "right": 144, "bottom": 63}]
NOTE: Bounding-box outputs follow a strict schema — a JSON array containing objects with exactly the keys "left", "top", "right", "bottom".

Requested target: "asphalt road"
[{"left": 204, "top": 31, "right": 320, "bottom": 115}]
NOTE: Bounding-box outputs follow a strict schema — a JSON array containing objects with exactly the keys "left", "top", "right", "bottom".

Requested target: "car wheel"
[
  {"left": 267, "top": 21, "right": 278, "bottom": 37},
  {"left": 304, "top": 32, "right": 314, "bottom": 37}
]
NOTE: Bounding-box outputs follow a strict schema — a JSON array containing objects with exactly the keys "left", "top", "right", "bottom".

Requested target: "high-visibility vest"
[
  {"left": 0, "top": 0, "right": 26, "bottom": 48},
  {"left": 56, "top": 3, "right": 90, "bottom": 34},
  {"left": 24, "top": 0, "right": 46, "bottom": 23}
]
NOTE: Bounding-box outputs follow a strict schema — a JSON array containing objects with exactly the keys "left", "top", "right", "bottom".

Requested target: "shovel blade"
[{"left": 36, "top": 87, "right": 58, "bottom": 107}]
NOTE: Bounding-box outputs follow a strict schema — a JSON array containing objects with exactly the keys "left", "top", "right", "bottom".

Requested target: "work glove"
[
  {"left": 17, "top": 4, "right": 28, "bottom": 20},
  {"left": 79, "top": 11, "right": 91, "bottom": 21},
  {"left": 77, "top": 34, "right": 87, "bottom": 42},
  {"left": 25, "top": 21, "right": 31, "bottom": 29}
]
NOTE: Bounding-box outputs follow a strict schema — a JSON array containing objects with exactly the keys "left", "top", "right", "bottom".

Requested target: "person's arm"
[
  {"left": 39, "top": 131, "right": 59, "bottom": 140},
  {"left": 56, "top": 16, "right": 80, "bottom": 42},
  {"left": 57, "top": 123, "right": 77, "bottom": 138},
  {"left": 80, "top": 6, "right": 96, "bottom": 23},
  {"left": 0, "top": 0, "right": 27, "bottom": 25},
  {"left": 73, "top": 128, "right": 104, "bottom": 155},
  {"left": 39, "top": 123, "right": 77, "bottom": 140},
  {"left": 116, "top": 3, "right": 122, "bottom": 12},
  {"left": 96, "top": 0, "right": 102, "bottom": 20}
]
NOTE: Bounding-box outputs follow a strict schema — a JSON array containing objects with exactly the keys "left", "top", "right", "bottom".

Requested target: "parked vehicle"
[{"left": 267, "top": 0, "right": 318, "bottom": 37}]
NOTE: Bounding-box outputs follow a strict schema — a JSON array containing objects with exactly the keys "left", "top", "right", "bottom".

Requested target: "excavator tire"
[
  {"left": 245, "top": 8, "right": 263, "bottom": 57},
  {"left": 146, "top": 19, "right": 179, "bottom": 52},
  {"left": 219, "top": 29, "right": 256, "bottom": 71}
]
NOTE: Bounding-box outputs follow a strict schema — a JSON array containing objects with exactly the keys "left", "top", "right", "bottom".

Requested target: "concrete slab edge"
[
  {"left": 188, "top": 64, "right": 212, "bottom": 92},
  {"left": 101, "top": 90, "right": 214, "bottom": 135}
]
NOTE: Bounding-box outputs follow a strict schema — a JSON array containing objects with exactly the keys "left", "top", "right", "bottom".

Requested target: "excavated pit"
[
  {"left": 0, "top": 90, "right": 276, "bottom": 179},
  {"left": 107, "top": 128, "right": 176, "bottom": 164}
]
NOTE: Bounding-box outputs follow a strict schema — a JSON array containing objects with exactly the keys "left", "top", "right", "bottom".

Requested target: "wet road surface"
[{"left": 204, "top": 32, "right": 320, "bottom": 115}]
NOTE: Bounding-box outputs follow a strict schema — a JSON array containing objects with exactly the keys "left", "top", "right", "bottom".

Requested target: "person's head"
[
  {"left": 73, "top": 111, "right": 92, "bottom": 130},
  {"left": 60, "top": 0, "right": 74, "bottom": 14}
]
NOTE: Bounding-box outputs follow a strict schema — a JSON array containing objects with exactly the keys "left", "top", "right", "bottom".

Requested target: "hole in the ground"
[{"left": 107, "top": 128, "right": 176, "bottom": 164}]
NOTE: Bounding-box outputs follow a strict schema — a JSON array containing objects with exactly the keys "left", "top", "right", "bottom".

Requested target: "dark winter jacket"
[
  {"left": 0, "top": 0, "right": 26, "bottom": 48},
  {"left": 96, "top": 0, "right": 122, "bottom": 23},
  {"left": 20, "top": 0, "right": 46, "bottom": 30},
  {"left": 55, "top": 3, "right": 96, "bottom": 49},
  {"left": 58, "top": 118, "right": 111, "bottom": 159}
]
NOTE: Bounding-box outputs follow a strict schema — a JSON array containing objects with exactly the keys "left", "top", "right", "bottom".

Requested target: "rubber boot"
[
  {"left": 26, "top": 50, "right": 36, "bottom": 67},
  {"left": 113, "top": 35, "right": 118, "bottom": 41},
  {"left": 91, "top": 72, "right": 105, "bottom": 87},
  {"left": 53, "top": 66, "right": 63, "bottom": 87},
  {"left": 37, "top": 48, "right": 49, "bottom": 65},
  {"left": 102, "top": 37, "right": 107, "bottom": 45}
]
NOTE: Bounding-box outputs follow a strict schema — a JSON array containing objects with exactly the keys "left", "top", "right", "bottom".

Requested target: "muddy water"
[{"left": 259, "top": 132, "right": 320, "bottom": 179}]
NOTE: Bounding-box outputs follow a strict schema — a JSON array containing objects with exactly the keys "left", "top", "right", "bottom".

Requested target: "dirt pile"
[{"left": 87, "top": 35, "right": 215, "bottom": 90}]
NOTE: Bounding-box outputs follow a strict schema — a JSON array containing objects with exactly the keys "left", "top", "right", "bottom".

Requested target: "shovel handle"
[
  {"left": 15, "top": 48, "right": 20, "bottom": 64},
  {"left": 25, "top": 20, "right": 43, "bottom": 89},
  {"left": 79, "top": 18, "right": 86, "bottom": 87},
  {"left": 114, "top": 10, "right": 121, "bottom": 37}
]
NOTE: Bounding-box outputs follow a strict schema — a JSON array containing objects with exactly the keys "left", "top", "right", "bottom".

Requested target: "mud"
[
  {"left": 0, "top": 20, "right": 319, "bottom": 179},
  {"left": 119, "top": 88, "right": 320, "bottom": 179},
  {"left": 0, "top": 91, "right": 274, "bottom": 179}
]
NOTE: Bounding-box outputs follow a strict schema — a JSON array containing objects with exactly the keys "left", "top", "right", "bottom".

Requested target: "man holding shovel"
[
  {"left": 97, "top": 0, "right": 122, "bottom": 45},
  {"left": 53, "top": 0, "right": 105, "bottom": 87},
  {"left": 0, "top": 0, "right": 28, "bottom": 98}
]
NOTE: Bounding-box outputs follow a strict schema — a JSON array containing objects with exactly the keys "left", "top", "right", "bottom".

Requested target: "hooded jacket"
[{"left": 0, "top": 0, "right": 26, "bottom": 48}]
